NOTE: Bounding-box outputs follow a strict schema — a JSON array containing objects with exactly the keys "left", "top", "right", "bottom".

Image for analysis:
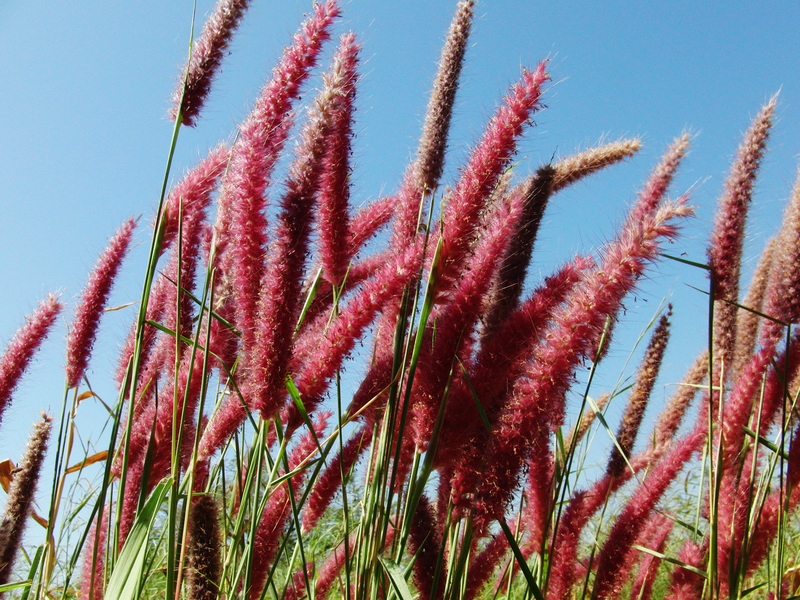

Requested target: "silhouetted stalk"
[
  {"left": 606, "top": 309, "right": 671, "bottom": 478},
  {"left": 184, "top": 493, "right": 223, "bottom": 600},
  {"left": 0, "top": 414, "right": 51, "bottom": 587}
]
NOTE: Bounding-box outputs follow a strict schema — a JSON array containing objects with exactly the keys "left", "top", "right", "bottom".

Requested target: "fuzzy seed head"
[
  {"left": 170, "top": 0, "right": 252, "bottom": 126},
  {"left": 0, "top": 296, "right": 62, "bottom": 427},
  {"left": 66, "top": 218, "right": 136, "bottom": 388},
  {"left": 0, "top": 414, "right": 52, "bottom": 585}
]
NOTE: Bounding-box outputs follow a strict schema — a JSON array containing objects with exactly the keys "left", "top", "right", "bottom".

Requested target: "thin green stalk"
[
  {"left": 429, "top": 496, "right": 454, "bottom": 600},
  {"left": 777, "top": 324, "right": 792, "bottom": 600},
  {"left": 396, "top": 350, "right": 456, "bottom": 562},
  {"left": 173, "top": 258, "right": 218, "bottom": 598},
  {"left": 41, "top": 385, "right": 80, "bottom": 596},
  {"left": 242, "top": 423, "right": 288, "bottom": 596},
  {"left": 276, "top": 420, "right": 314, "bottom": 600},
  {"left": 733, "top": 376, "right": 769, "bottom": 599},
  {"left": 544, "top": 316, "right": 613, "bottom": 594},
  {"left": 165, "top": 197, "right": 186, "bottom": 600},
  {"left": 385, "top": 235, "right": 444, "bottom": 539},
  {"left": 707, "top": 278, "right": 719, "bottom": 600},
  {"left": 115, "top": 100, "right": 183, "bottom": 572},
  {"left": 338, "top": 369, "right": 353, "bottom": 600}
]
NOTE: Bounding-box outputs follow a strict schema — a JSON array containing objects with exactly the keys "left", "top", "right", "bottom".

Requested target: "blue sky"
[{"left": 0, "top": 1, "right": 799, "bottom": 466}]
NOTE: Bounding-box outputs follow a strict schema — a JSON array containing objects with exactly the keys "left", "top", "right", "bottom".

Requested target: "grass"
[{"left": 0, "top": 1, "right": 799, "bottom": 599}]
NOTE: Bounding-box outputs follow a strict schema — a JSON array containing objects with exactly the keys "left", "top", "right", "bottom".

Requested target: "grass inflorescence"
[{"left": 2, "top": 2, "right": 800, "bottom": 599}]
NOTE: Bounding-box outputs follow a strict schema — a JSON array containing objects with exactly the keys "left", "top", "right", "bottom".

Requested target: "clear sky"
[{"left": 0, "top": 1, "right": 799, "bottom": 468}]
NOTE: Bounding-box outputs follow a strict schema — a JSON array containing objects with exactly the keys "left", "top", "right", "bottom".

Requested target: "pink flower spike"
[
  {"left": 733, "top": 236, "right": 775, "bottom": 378},
  {"left": 169, "top": 0, "right": 251, "bottom": 127},
  {"left": 439, "top": 256, "right": 590, "bottom": 482},
  {"left": 763, "top": 164, "right": 800, "bottom": 326},
  {"left": 436, "top": 63, "right": 549, "bottom": 298},
  {"left": 242, "top": 30, "right": 359, "bottom": 422},
  {"left": 0, "top": 295, "right": 62, "bottom": 427},
  {"left": 346, "top": 195, "right": 395, "bottom": 257},
  {"left": 468, "top": 197, "right": 693, "bottom": 534},
  {"left": 652, "top": 349, "right": 707, "bottom": 448},
  {"left": 625, "top": 133, "right": 690, "bottom": 227},
  {"left": 667, "top": 539, "right": 706, "bottom": 598},
  {"left": 413, "top": 0, "right": 474, "bottom": 195},
  {"left": 317, "top": 33, "right": 360, "bottom": 286},
  {"left": 407, "top": 495, "right": 442, "bottom": 599},
  {"left": 406, "top": 178, "right": 527, "bottom": 454},
  {"left": 292, "top": 238, "right": 425, "bottom": 408},
  {"left": 591, "top": 430, "right": 704, "bottom": 600},
  {"left": 708, "top": 96, "right": 776, "bottom": 371},
  {"left": 546, "top": 485, "right": 609, "bottom": 600},
  {"left": 213, "top": 1, "right": 339, "bottom": 351},
  {"left": 465, "top": 531, "right": 509, "bottom": 600},
  {"left": 65, "top": 218, "right": 136, "bottom": 388},
  {"left": 158, "top": 144, "right": 229, "bottom": 257}
]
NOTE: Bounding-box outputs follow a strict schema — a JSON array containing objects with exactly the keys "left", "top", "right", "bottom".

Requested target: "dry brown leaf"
[
  {"left": 77, "top": 390, "right": 97, "bottom": 403},
  {"left": 0, "top": 458, "right": 15, "bottom": 493},
  {"left": 104, "top": 301, "right": 135, "bottom": 312},
  {"left": 65, "top": 451, "right": 108, "bottom": 475}
]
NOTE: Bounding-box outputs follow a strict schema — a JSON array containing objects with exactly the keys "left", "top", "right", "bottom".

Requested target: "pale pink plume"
[
  {"left": 212, "top": 1, "right": 339, "bottom": 353},
  {"left": 0, "top": 295, "right": 62, "bottom": 427},
  {"left": 169, "top": 0, "right": 251, "bottom": 126},
  {"left": 66, "top": 217, "right": 136, "bottom": 388},
  {"left": 707, "top": 96, "right": 776, "bottom": 376},
  {"left": 391, "top": 0, "right": 475, "bottom": 245}
]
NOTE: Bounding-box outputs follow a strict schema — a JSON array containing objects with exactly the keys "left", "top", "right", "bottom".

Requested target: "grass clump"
[{"left": 2, "top": 2, "right": 800, "bottom": 599}]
